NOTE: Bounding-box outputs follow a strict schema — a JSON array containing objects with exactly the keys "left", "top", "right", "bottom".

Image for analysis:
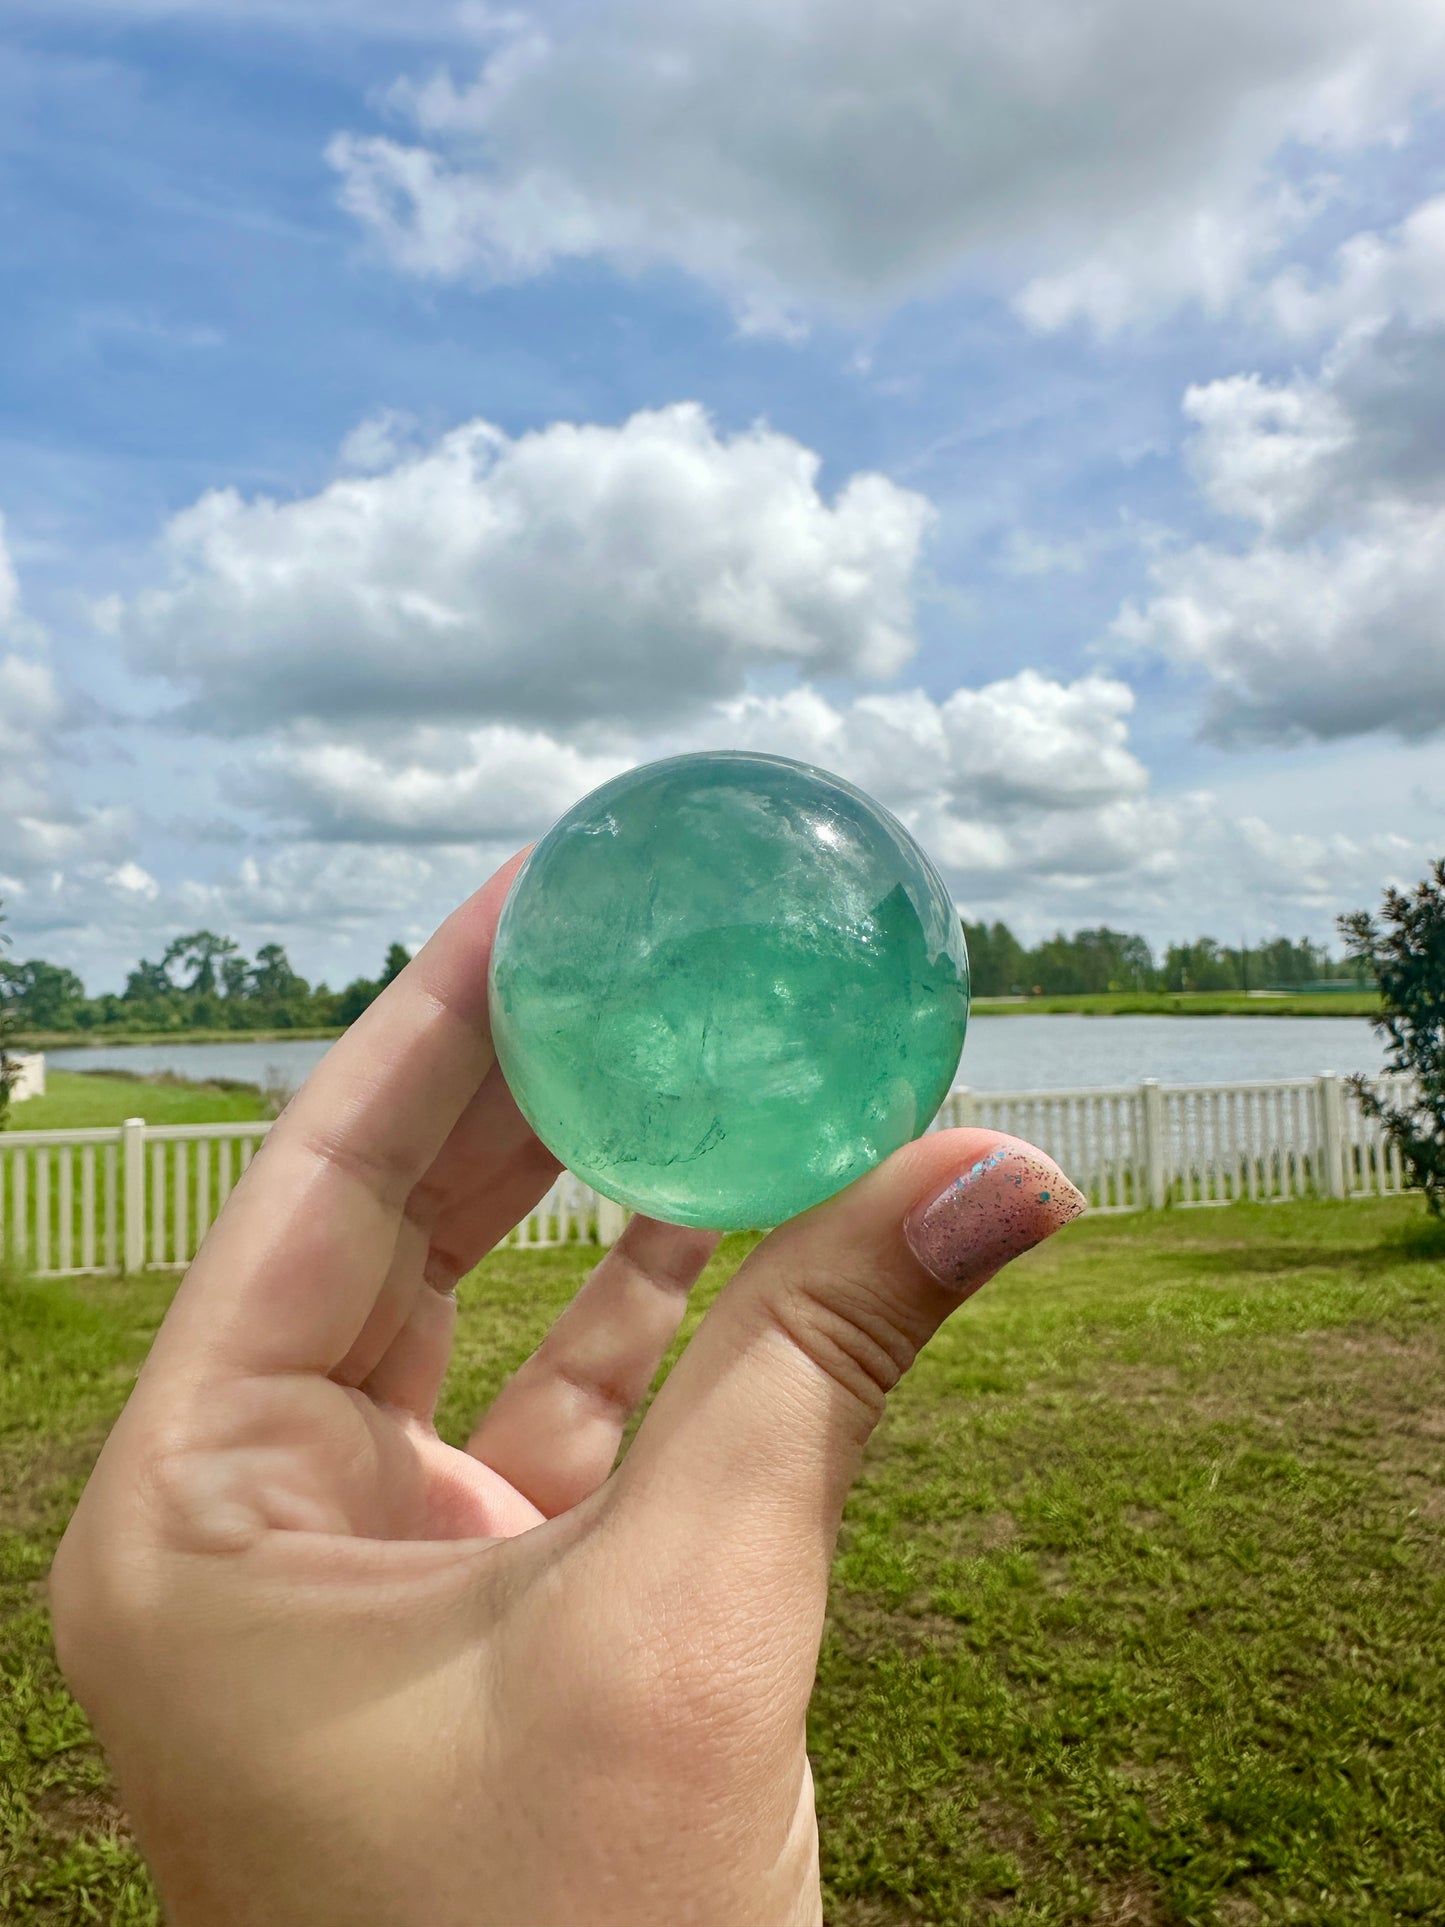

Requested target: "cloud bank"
[
  {"left": 1114, "top": 193, "right": 1445, "bottom": 742},
  {"left": 112, "top": 405, "right": 932, "bottom": 733},
  {"left": 330, "top": 0, "right": 1445, "bottom": 334},
  {"left": 0, "top": 517, "right": 134, "bottom": 889}
]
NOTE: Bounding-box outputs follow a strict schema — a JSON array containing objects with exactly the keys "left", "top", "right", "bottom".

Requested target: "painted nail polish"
[{"left": 903, "top": 1141, "right": 1086, "bottom": 1293}]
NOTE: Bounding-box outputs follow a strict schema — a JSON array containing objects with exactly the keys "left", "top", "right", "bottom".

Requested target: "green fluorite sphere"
[{"left": 488, "top": 751, "right": 970, "bottom": 1230}]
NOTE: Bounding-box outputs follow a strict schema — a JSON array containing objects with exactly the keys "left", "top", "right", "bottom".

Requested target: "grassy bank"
[
  {"left": 3, "top": 1196, "right": 1442, "bottom": 1923},
  {"left": 7, "top": 1071, "right": 274, "bottom": 1132},
  {"left": 972, "top": 990, "right": 1379, "bottom": 1018},
  {"left": 12, "top": 995, "right": 1381, "bottom": 1050},
  {"left": 13, "top": 1026, "right": 344, "bottom": 1051}
]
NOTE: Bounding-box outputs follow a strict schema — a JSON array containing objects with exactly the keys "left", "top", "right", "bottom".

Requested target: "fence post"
[
  {"left": 595, "top": 1194, "right": 627, "bottom": 1247},
  {"left": 1141, "top": 1079, "right": 1167, "bottom": 1210},
  {"left": 122, "top": 1118, "right": 146, "bottom": 1275},
  {"left": 1318, "top": 1072, "right": 1347, "bottom": 1199},
  {"left": 949, "top": 1085, "right": 977, "bottom": 1130}
]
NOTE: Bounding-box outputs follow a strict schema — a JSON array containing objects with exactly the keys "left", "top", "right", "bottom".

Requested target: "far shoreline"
[
  {"left": 15, "top": 992, "right": 1380, "bottom": 1052},
  {"left": 967, "top": 993, "right": 1377, "bottom": 1019}
]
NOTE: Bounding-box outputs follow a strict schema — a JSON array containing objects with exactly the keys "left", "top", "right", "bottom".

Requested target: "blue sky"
[{"left": 3, "top": 0, "right": 1444, "bottom": 992}]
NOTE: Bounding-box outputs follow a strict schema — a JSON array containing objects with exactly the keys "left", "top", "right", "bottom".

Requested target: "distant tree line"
[
  {"left": 0, "top": 911, "right": 1370, "bottom": 1041},
  {"left": 960, "top": 921, "right": 1366, "bottom": 997},
  {"left": 0, "top": 928, "right": 412, "bottom": 1037}
]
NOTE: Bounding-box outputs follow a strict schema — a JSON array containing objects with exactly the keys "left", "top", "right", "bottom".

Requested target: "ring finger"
[{"left": 465, "top": 1213, "right": 721, "bottom": 1516}]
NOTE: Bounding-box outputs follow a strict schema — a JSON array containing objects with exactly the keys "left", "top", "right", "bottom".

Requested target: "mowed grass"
[
  {"left": 7, "top": 1070, "right": 273, "bottom": 1131},
  {"left": 14, "top": 1028, "right": 343, "bottom": 1051},
  {"left": 2, "top": 1197, "right": 1442, "bottom": 1924},
  {"left": 970, "top": 991, "right": 1379, "bottom": 1019}
]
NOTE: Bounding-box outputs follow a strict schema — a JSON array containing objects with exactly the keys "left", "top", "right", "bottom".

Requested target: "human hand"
[{"left": 49, "top": 850, "right": 1084, "bottom": 1927}]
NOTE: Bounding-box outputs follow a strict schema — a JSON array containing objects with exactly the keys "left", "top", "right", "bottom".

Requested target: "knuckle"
[
  {"left": 285, "top": 1116, "right": 421, "bottom": 1211},
  {"left": 762, "top": 1267, "right": 918, "bottom": 1423},
  {"left": 544, "top": 1345, "right": 638, "bottom": 1424},
  {"left": 616, "top": 1219, "right": 718, "bottom": 1295}
]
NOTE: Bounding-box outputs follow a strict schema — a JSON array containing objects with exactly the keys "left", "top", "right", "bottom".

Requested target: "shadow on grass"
[
  {"left": 1386, "top": 1210, "right": 1445, "bottom": 1263},
  {"left": 1135, "top": 1202, "right": 1445, "bottom": 1283}
]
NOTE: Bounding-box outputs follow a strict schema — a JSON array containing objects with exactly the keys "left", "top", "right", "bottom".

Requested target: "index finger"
[{"left": 152, "top": 848, "right": 532, "bottom": 1381}]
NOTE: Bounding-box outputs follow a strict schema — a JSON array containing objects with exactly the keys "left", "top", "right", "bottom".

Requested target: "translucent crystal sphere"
[{"left": 488, "top": 751, "right": 970, "bottom": 1230}]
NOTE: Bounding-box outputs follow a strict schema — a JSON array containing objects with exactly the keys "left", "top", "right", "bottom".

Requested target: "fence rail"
[
  {"left": 931, "top": 1072, "right": 1413, "bottom": 1213},
  {"left": 0, "top": 1073, "right": 1417, "bottom": 1280}
]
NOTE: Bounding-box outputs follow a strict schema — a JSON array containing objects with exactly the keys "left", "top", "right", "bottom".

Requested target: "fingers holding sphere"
[{"left": 466, "top": 1213, "right": 721, "bottom": 1516}]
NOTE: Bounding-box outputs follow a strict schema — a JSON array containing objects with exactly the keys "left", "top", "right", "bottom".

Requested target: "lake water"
[{"left": 46, "top": 1015, "right": 1386, "bottom": 1096}]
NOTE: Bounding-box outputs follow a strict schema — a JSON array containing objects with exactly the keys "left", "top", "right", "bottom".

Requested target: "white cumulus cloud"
[
  {"left": 240, "top": 670, "right": 1158, "bottom": 895},
  {"left": 107, "top": 861, "right": 160, "bottom": 900},
  {"left": 1114, "top": 508, "right": 1445, "bottom": 742},
  {"left": 1112, "top": 192, "right": 1445, "bottom": 743},
  {"left": 0, "top": 653, "right": 63, "bottom": 761},
  {"left": 1180, "top": 372, "right": 1358, "bottom": 534},
  {"left": 1268, "top": 190, "right": 1445, "bottom": 338},
  {"left": 0, "top": 521, "right": 137, "bottom": 882},
  {"left": 199, "top": 682, "right": 1436, "bottom": 962},
  {"left": 336, "top": 407, "right": 422, "bottom": 474},
  {"left": 240, "top": 723, "right": 634, "bottom": 843},
  {"left": 329, "top": 0, "right": 1445, "bottom": 335},
  {"left": 112, "top": 404, "right": 932, "bottom": 734}
]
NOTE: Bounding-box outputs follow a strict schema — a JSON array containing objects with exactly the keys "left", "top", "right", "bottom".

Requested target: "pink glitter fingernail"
[{"left": 903, "top": 1141, "right": 1086, "bottom": 1293}]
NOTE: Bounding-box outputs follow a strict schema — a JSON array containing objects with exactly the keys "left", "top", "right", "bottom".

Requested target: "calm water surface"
[
  {"left": 963, "top": 1015, "right": 1385, "bottom": 1090},
  {"left": 47, "top": 1015, "right": 1386, "bottom": 1097}
]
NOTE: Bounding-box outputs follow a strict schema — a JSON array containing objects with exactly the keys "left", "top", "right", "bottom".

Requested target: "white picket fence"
[
  {"left": 931, "top": 1072, "right": 1414, "bottom": 1213},
  {"left": 0, "top": 1072, "right": 1417, "bottom": 1280},
  {"left": 0, "top": 1118, "right": 627, "bottom": 1280}
]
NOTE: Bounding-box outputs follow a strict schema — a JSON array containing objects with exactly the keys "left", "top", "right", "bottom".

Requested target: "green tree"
[
  {"left": 1029, "top": 932, "right": 1083, "bottom": 994},
  {"left": 1034, "top": 927, "right": 1153, "bottom": 994},
  {"left": 0, "top": 957, "right": 87, "bottom": 1029},
  {"left": 329, "top": 944, "right": 409, "bottom": 1027},
  {"left": 959, "top": 920, "right": 1028, "bottom": 997},
  {"left": 331, "top": 976, "right": 379, "bottom": 1026},
  {"left": 1339, "top": 859, "right": 1445, "bottom": 1214},
  {"left": 221, "top": 953, "right": 251, "bottom": 1002},
  {"left": 1246, "top": 936, "right": 1361, "bottom": 988},
  {"left": 245, "top": 944, "right": 314, "bottom": 1028},
  {"left": 1160, "top": 938, "right": 1240, "bottom": 992},
  {"left": 1252, "top": 937, "right": 1318, "bottom": 986},
  {"left": 1104, "top": 930, "right": 1154, "bottom": 991},
  {"left": 124, "top": 958, "right": 176, "bottom": 1003},
  {"left": 163, "top": 931, "right": 240, "bottom": 996},
  {"left": 250, "top": 943, "right": 302, "bottom": 1002}
]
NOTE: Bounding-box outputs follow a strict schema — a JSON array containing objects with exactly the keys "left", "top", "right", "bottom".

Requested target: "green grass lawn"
[
  {"left": 7, "top": 1070, "right": 274, "bottom": 1132},
  {"left": 2, "top": 1197, "right": 1442, "bottom": 1924},
  {"left": 970, "top": 991, "right": 1380, "bottom": 1018}
]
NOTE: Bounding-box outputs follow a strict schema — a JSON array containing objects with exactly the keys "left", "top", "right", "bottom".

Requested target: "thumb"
[{"left": 616, "top": 1130, "right": 1085, "bottom": 1594}]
